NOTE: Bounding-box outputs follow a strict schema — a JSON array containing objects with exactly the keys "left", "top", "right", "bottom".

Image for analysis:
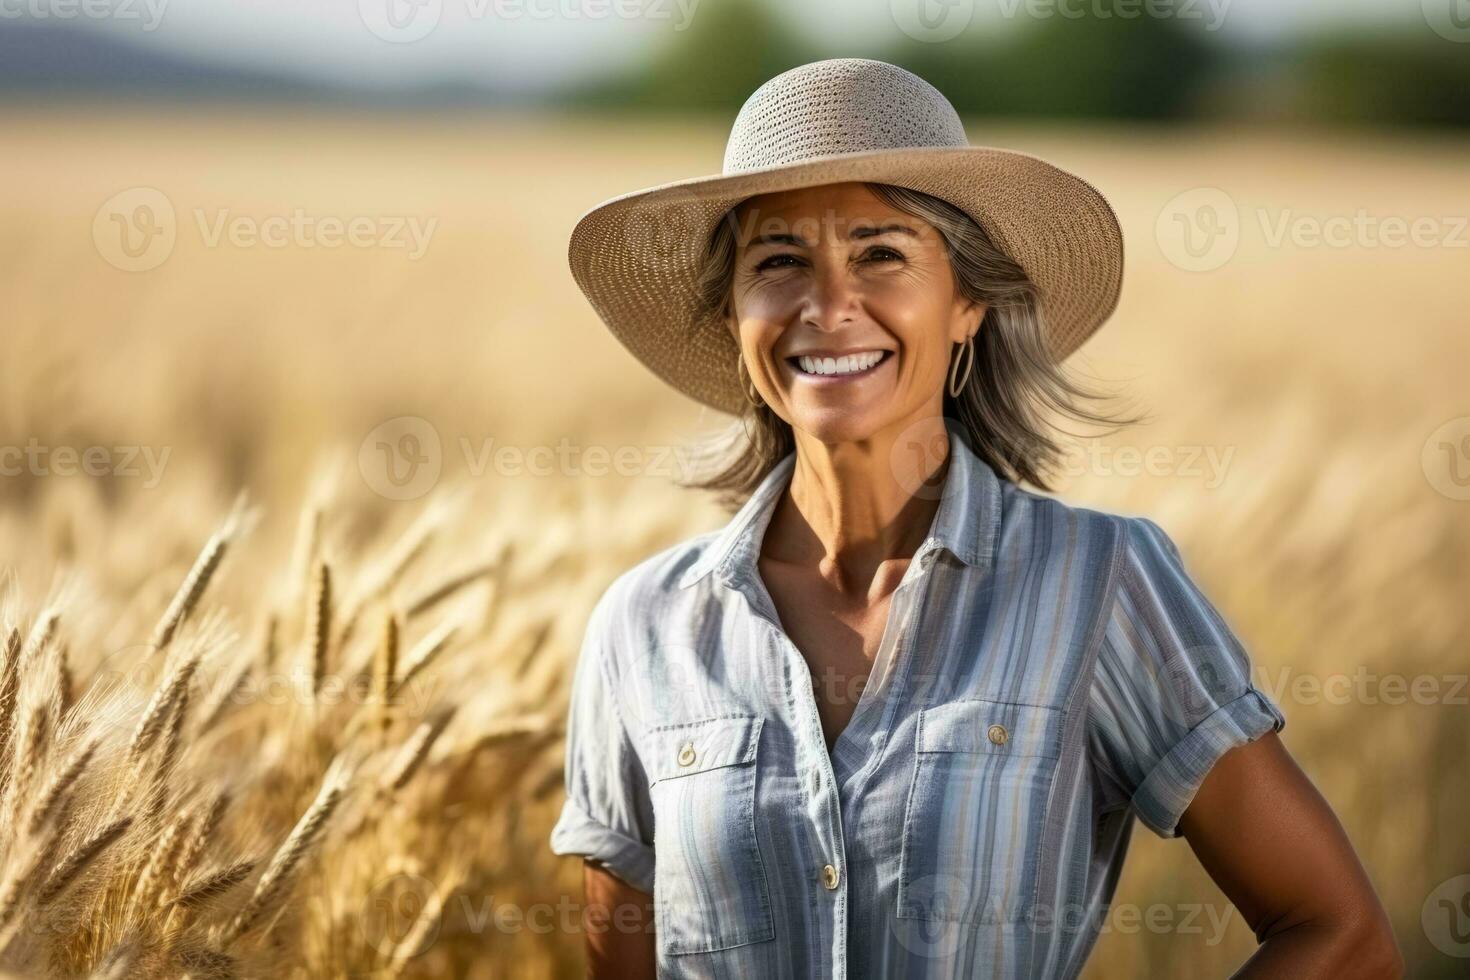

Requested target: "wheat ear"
[
  {"left": 26, "top": 734, "right": 99, "bottom": 834},
  {"left": 36, "top": 815, "right": 132, "bottom": 906},
  {"left": 307, "top": 560, "right": 332, "bottom": 701},
  {"left": 150, "top": 529, "right": 230, "bottom": 654},
  {"left": 173, "top": 859, "right": 256, "bottom": 912},
  {"left": 224, "top": 761, "right": 349, "bottom": 943}
]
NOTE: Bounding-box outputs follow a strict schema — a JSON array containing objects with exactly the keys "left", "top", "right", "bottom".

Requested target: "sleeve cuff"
[
  {"left": 549, "top": 798, "right": 656, "bottom": 894},
  {"left": 1131, "top": 687, "right": 1286, "bottom": 839}
]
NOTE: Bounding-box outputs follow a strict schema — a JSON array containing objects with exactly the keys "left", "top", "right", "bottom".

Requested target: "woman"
[{"left": 550, "top": 59, "right": 1399, "bottom": 979}]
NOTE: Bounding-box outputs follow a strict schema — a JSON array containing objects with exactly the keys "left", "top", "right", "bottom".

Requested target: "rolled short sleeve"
[
  {"left": 548, "top": 587, "right": 656, "bottom": 893},
  {"left": 1089, "top": 516, "right": 1285, "bottom": 839}
]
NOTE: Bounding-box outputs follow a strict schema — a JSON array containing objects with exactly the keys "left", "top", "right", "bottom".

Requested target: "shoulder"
[
  {"left": 991, "top": 483, "right": 1194, "bottom": 607},
  {"left": 584, "top": 528, "right": 723, "bottom": 650},
  {"left": 993, "top": 480, "right": 1143, "bottom": 566}
]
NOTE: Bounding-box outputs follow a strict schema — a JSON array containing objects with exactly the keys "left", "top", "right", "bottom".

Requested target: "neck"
[{"left": 763, "top": 416, "right": 951, "bottom": 597}]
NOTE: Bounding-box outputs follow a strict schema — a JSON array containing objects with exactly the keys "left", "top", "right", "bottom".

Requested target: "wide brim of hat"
[{"left": 567, "top": 145, "right": 1124, "bottom": 416}]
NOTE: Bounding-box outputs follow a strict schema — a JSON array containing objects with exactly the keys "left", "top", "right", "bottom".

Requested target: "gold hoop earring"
[
  {"left": 736, "top": 351, "right": 762, "bottom": 407},
  {"left": 947, "top": 335, "right": 975, "bottom": 398}
]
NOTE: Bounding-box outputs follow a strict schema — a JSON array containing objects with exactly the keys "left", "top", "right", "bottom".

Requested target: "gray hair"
[{"left": 680, "top": 182, "right": 1142, "bottom": 512}]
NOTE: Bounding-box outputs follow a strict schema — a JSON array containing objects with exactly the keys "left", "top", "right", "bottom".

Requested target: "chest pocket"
[
  {"left": 644, "top": 713, "right": 774, "bottom": 955},
  {"left": 897, "top": 697, "right": 1065, "bottom": 924}
]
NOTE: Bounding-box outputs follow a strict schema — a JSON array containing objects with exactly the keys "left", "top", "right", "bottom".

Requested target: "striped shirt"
[{"left": 550, "top": 427, "right": 1285, "bottom": 978}]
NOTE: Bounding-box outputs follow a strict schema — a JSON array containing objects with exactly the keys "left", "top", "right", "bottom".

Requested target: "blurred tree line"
[{"left": 560, "top": 0, "right": 1470, "bottom": 128}]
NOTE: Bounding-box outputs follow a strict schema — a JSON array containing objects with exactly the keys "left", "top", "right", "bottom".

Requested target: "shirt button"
[
  {"left": 809, "top": 768, "right": 822, "bottom": 796},
  {"left": 987, "top": 724, "right": 1009, "bottom": 746},
  {"left": 821, "top": 864, "right": 840, "bottom": 890},
  {"left": 677, "top": 741, "right": 696, "bottom": 766}
]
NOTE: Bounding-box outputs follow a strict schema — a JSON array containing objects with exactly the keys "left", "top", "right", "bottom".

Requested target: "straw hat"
[{"left": 567, "top": 57, "right": 1124, "bottom": 416}]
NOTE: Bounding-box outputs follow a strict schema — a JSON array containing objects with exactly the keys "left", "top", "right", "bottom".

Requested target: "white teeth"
[{"left": 796, "top": 351, "right": 886, "bottom": 376}]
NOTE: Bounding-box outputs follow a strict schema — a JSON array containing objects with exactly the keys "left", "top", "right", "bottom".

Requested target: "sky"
[{"left": 16, "top": 0, "right": 1442, "bottom": 94}]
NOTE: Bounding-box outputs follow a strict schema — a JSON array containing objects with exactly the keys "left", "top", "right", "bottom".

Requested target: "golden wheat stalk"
[
  {"left": 3, "top": 703, "right": 52, "bottom": 833},
  {"left": 393, "top": 621, "right": 458, "bottom": 700},
  {"left": 19, "top": 611, "right": 59, "bottom": 670},
  {"left": 26, "top": 734, "right": 99, "bottom": 835},
  {"left": 386, "top": 869, "right": 461, "bottom": 976},
  {"left": 258, "top": 613, "right": 278, "bottom": 672},
  {"left": 85, "top": 941, "right": 137, "bottom": 980},
  {"left": 149, "top": 529, "right": 230, "bottom": 655},
  {"left": 404, "top": 559, "right": 498, "bottom": 620},
  {"left": 127, "top": 649, "right": 201, "bottom": 758},
  {"left": 173, "top": 788, "right": 228, "bottom": 895},
  {"left": 224, "top": 759, "right": 350, "bottom": 944},
  {"left": 172, "top": 859, "right": 256, "bottom": 912},
  {"left": 130, "top": 805, "right": 193, "bottom": 918},
  {"left": 147, "top": 684, "right": 191, "bottom": 819},
  {"left": 375, "top": 610, "right": 399, "bottom": 737},
  {"left": 380, "top": 707, "right": 456, "bottom": 795},
  {"left": 0, "top": 627, "right": 22, "bottom": 797},
  {"left": 306, "top": 560, "right": 332, "bottom": 701},
  {"left": 334, "top": 503, "right": 448, "bottom": 651},
  {"left": 36, "top": 815, "right": 132, "bottom": 906},
  {"left": 0, "top": 834, "right": 50, "bottom": 935},
  {"left": 54, "top": 643, "right": 72, "bottom": 721}
]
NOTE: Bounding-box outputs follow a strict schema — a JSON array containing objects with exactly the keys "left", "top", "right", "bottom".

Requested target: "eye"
[
  {"left": 863, "top": 245, "right": 904, "bottom": 263},
  {"left": 754, "top": 253, "right": 801, "bottom": 272}
]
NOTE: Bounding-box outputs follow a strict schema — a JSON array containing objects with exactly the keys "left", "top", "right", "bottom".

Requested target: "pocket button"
[
  {"left": 677, "top": 741, "right": 696, "bottom": 767},
  {"left": 986, "top": 724, "right": 1009, "bottom": 746}
]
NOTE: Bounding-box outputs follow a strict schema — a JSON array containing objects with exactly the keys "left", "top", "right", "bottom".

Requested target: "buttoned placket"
[{"left": 730, "top": 542, "right": 943, "bottom": 980}]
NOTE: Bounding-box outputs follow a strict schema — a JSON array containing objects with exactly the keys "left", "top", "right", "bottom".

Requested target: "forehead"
[{"left": 729, "top": 182, "right": 936, "bottom": 247}]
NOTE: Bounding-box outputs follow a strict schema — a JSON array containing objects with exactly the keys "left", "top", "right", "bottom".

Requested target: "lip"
[{"left": 784, "top": 349, "right": 895, "bottom": 384}]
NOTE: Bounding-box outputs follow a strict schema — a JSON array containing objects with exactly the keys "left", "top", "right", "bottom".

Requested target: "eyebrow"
[{"left": 745, "top": 223, "right": 922, "bottom": 249}]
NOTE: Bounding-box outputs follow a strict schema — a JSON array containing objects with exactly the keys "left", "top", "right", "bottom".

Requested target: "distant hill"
[{"left": 0, "top": 20, "right": 518, "bottom": 106}]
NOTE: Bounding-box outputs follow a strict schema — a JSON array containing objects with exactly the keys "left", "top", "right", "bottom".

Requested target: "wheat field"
[{"left": 0, "top": 107, "right": 1467, "bottom": 977}]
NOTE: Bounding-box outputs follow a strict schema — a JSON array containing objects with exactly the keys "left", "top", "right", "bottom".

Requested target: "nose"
[{"left": 799, "top": 252, "right": 860, "bottom": 333}]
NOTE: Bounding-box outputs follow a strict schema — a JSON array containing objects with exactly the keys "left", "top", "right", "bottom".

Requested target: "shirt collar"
[{"left": 677, "top": 427, "right": 1003, "bottom": 591}]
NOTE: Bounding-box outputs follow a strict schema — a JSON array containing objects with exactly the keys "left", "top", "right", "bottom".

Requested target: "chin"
[{"left": 786, "top": 405, "right": 891, "bottom": 446}]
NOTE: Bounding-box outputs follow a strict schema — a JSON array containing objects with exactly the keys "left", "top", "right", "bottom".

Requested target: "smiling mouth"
[{"left": 786, "top": 350, "right": 894, "bottom": 379}]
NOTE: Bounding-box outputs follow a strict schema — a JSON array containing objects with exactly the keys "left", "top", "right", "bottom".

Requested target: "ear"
[{"left": 953, "top": 299, "right": 987, "bottom": 343}]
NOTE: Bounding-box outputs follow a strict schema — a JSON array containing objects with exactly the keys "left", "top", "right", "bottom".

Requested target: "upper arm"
[
  {"left": 1088, "top": 516, "right": 1398, "bottom": 975},
  {"left": 1180, "top": 732, "right": 1401, "bottom": 977},
  {"left": 549, "top": 586, "right": 657, "bottom": 893},
  {"left": 1088, "top": 515, "right": 1285, "bottom": 838}
]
